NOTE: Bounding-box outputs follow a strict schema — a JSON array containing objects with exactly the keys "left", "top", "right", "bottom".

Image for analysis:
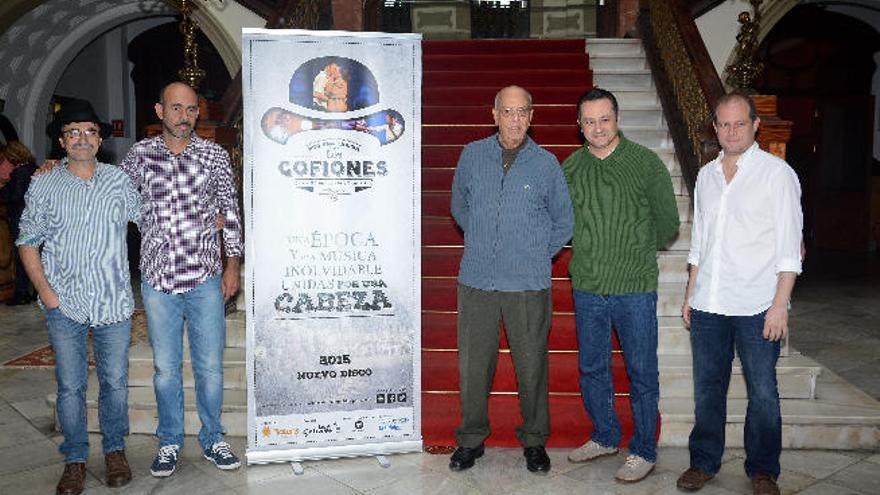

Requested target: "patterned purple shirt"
[{"left": 121, "top": 135, "right": 242, "bottom": 294}]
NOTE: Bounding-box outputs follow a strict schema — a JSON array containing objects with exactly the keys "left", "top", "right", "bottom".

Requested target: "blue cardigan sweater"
[{"left": 450, "top": 135, "right": 573, "bottom": 291}]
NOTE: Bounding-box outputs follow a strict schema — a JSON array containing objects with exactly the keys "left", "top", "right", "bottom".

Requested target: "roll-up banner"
[{"left": 242, "top": 29, "right": 422, "bottom": 463}]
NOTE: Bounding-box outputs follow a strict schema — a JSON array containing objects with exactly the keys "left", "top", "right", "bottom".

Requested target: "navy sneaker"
[
  {"left": 150, "top": 444, "right": 180, "bottom": 477},
  {"left": 203, "top": 441, "right": 241, "bottom": 470}
]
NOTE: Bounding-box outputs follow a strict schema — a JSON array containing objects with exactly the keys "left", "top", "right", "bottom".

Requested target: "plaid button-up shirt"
[{"left": 121, "top": 135, "right": 242, "bottom": 294}]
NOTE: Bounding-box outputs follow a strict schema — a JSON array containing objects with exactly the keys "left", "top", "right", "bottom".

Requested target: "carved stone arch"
[
  {"left": 0, "top": 0, "right": 244, "bottom": 160},
  {"left": 0, "top": 0, "right": 179, "bottom": 159},
  {"left": 192, "top": 8, "right": 242, "bottom": 76}
]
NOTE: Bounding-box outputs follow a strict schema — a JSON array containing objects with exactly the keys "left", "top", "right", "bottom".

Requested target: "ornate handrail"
[{"left": 638, "top": 0, "right": 725, "bottom": 198}]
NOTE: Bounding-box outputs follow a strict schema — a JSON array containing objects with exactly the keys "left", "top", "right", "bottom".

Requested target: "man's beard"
[
  {"left": 266, "top": 124, "right": 291, "bottom": 144},
  {"left": 164, "top": 121, "right": 193, "bottom": 139}
]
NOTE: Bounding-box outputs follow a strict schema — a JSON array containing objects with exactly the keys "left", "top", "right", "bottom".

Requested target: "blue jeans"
[
  {"left": 47, "top": 309, "right": 131, "bottom": 463},
  {"left": 142, "top": 275, "right": 227, "bottom": 450},
  {"left": 689, "top": 309, "right": 781, "bottom": 479},
  {"left": 573, "top": 290, "right": 659, "bottom": 462}
]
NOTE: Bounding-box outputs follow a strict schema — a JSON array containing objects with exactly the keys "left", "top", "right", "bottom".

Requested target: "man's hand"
[
  {"left": 34, "top": 159, "right": 60, "bottom": 176},
  {"left": 221, "top": 257, "right": 241, "bottom": 302},
  {"left": 38, "top": 288, "right": 60, "bottom": 309},
  {"left": 763, "top": 304, "right": 789, "bottom": 341},
  {"left": 681, "top": 301, "right": 692, "bottom": 329}
]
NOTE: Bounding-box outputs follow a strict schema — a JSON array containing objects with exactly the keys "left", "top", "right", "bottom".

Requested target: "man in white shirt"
[{"left": 676, "top": 92, "right": 802, "bottom": 495}]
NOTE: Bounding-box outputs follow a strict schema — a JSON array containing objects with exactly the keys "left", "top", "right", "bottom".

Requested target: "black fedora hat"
[{"left": 46, "top": 100, "right": 112, "bottom": 139}]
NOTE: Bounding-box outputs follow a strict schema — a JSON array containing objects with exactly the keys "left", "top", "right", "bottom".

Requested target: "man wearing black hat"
[{"left": 17, "top": 100, "right": 140, "bottom": 494}]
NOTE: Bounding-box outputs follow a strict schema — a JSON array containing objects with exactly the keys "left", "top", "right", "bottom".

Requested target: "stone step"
[
  {"left": 226, "top": 310, "right": 245, "bottom": 348},
  {"left": 658, "top": 316, "right": 690, "bottom": 355},
  {"left": 615, "top": 125, "right": 672, "bottom": 148},
  {"left": 616, "top": 107, "right": 664, "bottom": 127},
  {"left": 658, "top": 354, "right": 821, "bottom": 399},
  {"left": 658, "top": 369, "right": 880, "bottom": 450},
  {"left": 610, "top": 89, "right": 659, "bottom": 107},
  {"left": 587, "top": 53, "right": 648, "bottom": 71},
  {"left": 124, "top": 345, "right": 818, "bottom": 400},
  {"left": 586, "top": 38, "right": 644, "bottom": 57},
  {"left": 65, "top": 358, "right": 879, "bottom": 450},
  {"left": 672, "top": 174, "right": 686, "bottom": 195},
  {"left": 657, "top": 282, "right": 687, "bottom": 317},
  {"left": 675, "top": 195, "right": 692, "bottom": 223},
  {"left": 654, "top": 148, "right": 681, "bottom": 176},
  {"left": 592, "top": 69, "right": 653, "bottom": 91},
  {"left": 669, "top": 221, "right": 692, "bottom": 251},
  {"left": 658, "top": 251, "right": 688, "bottom": 283},
  {"left": 128, "top": 342, "right": 246, "bottom": 390},
  {"left": 67, "top": 383, "right": 248, "bottom": 438}
]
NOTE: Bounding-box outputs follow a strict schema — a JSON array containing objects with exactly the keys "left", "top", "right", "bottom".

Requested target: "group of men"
[
  {"left": 19, "top": 78, "right": 800, "bottom": 495},
  {"left": 18, "top": 82, "right": 242, "bottom": 495},
  {"left": 449, "top": 86, "right": 802, "bottom": 495}
]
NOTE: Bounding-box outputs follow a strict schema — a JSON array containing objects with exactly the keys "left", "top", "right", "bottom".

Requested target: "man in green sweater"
[{"left": 562, "top": 88, "right": 680, "bottom": 482}]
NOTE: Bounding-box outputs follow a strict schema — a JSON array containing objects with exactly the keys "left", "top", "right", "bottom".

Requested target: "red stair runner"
[{"left": 421, "top": 39, "right": 642, "bottom": 448}]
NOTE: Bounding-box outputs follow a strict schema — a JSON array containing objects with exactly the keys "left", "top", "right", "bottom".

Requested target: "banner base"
[{"left": 246, "top": 440, "right": 424, "bottom": 465}]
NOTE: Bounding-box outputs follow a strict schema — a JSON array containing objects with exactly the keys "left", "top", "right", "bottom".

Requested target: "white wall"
[
  {"left": 198, "top": 0, "right": 265, "bottom": 75},
  {"left": 695, "top": 0, "right": 752, "bottom": 84}
]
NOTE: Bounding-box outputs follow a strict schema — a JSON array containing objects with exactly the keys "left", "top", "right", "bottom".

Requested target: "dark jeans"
[
  {"left": 573, "top": 290, "right": 659, "bottom": 462},
  {"left": 455, "top": 284, "right": 552, "bottom": 448},
  {"left": 688, "top": 309, "right": 781, "bottom": 479}
]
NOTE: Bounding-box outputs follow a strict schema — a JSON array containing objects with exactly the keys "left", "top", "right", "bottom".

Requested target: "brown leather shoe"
[
  {"left": 105, "top": 450, "right": 132, "bottom": 487},
  {"left": 56, "top": 463, "right": 86, "bottom": 495},
  {"left": 752, "top": 474, "right": 780, "bottom": 495},
  {"left": 676, "top": 467, "right": 714, "bottom": 492}
]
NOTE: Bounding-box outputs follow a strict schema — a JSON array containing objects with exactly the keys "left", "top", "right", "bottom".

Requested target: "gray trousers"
[{"left": 455, "top": 284, "right": 552, "bottom": 448}]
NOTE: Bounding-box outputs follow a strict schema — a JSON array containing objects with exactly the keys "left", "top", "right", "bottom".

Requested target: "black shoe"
[
  {"left": 524, "top": 446, "right": 551, "bottom": 473},
  {"left": 448, "top": 444, "right": 484, "bottom": 471}
]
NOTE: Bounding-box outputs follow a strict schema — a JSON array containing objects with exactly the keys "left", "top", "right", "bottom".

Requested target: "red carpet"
[{"left": 420, "top": 39, "right": 636, "bottom": 448}]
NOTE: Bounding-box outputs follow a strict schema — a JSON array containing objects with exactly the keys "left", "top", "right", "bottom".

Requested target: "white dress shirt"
[{"left": 687, "top": 142, "right": 803, "bottom": 316}]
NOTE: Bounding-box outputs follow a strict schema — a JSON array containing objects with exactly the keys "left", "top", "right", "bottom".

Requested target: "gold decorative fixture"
[
  {"left": 725, "top": 0, "right": 763, "bottom": 92},
  {"left": 158, "top": 0, "right": 212, "bottom": 89},
  {"left": 280, "top": 0, "right": 322, "bottom": 29},
  {"left": 175, "top": 0, "right": 206, "bottom": 89}
]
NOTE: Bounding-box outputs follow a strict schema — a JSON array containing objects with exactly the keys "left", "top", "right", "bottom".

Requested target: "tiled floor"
[{"left": 0, "top": 248, "right": 877, "bottom": 494}]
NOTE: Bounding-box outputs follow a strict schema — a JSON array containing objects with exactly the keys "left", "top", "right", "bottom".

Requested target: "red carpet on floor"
[{"left": 420, "top": 39, "right": 653, "bottom": 448}]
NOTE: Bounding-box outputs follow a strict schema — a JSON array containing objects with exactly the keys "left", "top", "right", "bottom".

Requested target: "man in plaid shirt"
[{"left": 120, "top": 82, "right": 243, "bottom": 477}]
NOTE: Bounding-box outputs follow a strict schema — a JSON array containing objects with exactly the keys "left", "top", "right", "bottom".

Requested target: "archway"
[
  {"left": 0, "top": 0, "right": 239, "bottom": 161},
  {"left": 756, "top": 3, "right": 880, "bottom": 252}
]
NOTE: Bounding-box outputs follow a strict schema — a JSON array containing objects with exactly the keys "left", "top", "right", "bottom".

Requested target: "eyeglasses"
[
  {"left": 498, "top": 107, "right": 531, "bottom": 119},
  {"left": 62, "top": 128, "right": 101, "bottom": 139}
]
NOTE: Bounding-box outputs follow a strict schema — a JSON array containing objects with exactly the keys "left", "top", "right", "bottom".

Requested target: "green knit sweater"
[{"left": 562, "top": 133, "right": 680, "bottom": 294}]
